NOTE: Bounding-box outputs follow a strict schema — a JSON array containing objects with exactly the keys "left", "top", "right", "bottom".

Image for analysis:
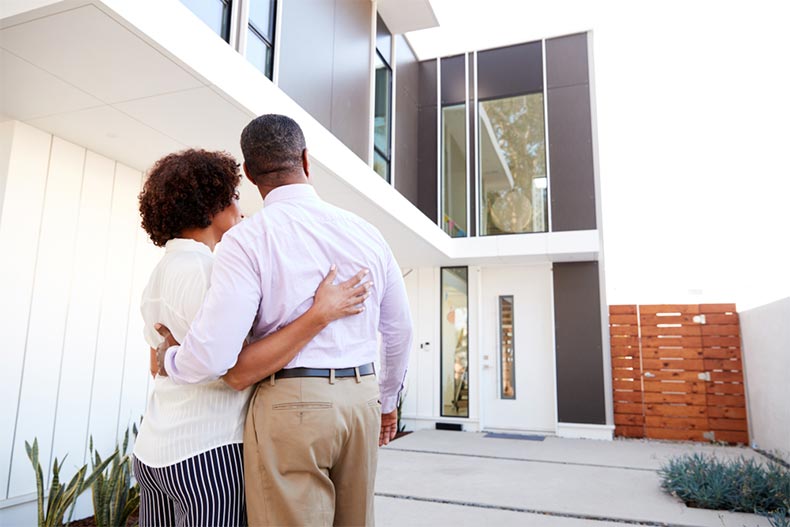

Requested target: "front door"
[{"left": 480, "top": 264, "right": 556, "bottom": 432}]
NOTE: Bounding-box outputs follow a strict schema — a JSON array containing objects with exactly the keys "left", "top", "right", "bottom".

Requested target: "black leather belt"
[{"left": 275, "top": 362, "right": 375, "bottom": 379}]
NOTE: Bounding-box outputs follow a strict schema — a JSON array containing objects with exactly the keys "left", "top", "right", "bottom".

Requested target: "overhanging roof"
[{"left": 0, "top": 0, "right": 598, "bottom": 269}]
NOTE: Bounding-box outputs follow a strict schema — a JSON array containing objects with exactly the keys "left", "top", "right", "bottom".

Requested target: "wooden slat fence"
[{"left": 609, "top": 304, "right": 748, "bottom": 444}]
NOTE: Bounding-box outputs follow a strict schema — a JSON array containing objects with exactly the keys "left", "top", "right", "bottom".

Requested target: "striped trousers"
[{"left": 133, "top": 444, "right": 247, "bottom": 527}]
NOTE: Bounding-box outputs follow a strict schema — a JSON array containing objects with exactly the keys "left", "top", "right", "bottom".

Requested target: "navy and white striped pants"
[{"left": 133, "top": 444, "right": 247, "bottom": 527}]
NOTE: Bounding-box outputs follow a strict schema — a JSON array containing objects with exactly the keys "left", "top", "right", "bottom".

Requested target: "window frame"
[
  {"left": 439, "top": 266, "right": 470, "bottom": 418},
  {"left": 245, "top": 0, "right": 277, "bottom": 79},
  {"left": 373, "top": 48, "right": 393, "bottom": 183}
]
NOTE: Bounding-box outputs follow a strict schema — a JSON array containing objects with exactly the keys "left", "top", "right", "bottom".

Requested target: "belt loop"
[
  {"left": 270, "top": 372, "right": 276, "bottom": 386},
  {"left": 354, "top": 367, "right": 361, "bottom": 383},
  {"left": 329, "top": 369, "right": 336, "bottom": 385}
]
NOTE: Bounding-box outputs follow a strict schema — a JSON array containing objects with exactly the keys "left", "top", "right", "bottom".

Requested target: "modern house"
[{"left": 0, "top": 0, "right": 608, "bottom": 522}]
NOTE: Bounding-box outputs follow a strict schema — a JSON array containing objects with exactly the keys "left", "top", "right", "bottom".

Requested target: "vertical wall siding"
[{"left": 0, "top": 122, "right": 157, "bottom": 502}]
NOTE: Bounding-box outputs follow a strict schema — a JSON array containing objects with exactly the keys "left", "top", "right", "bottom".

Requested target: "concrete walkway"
[{"left": 374, "top": 430, "right": 773, "bottom": 526}]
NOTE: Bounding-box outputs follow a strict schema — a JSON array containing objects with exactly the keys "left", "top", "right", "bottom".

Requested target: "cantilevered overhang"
[
  {"left": 376, "top": 0, "right": 439, "bottom": 34},
  {"left": 0, "top": 0, "right": 598, "bottom": 269}
]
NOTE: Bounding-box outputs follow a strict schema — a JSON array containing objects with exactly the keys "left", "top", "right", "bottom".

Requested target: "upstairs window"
[
  {"left": 180, "top": 0, "right": 233, "bottom": 42},
  {"left": 246, "top": 0, "right": 276, "bottom": 79},
  {"left": 373, "top": 15, "right": 392, "bottom": 183}
]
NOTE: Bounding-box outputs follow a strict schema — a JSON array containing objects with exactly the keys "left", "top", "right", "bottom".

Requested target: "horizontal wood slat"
[
  {"left": 642, "top": 348, "right": 703, "bottom": 359},
  {"left": 642, "top": 358, "right": 704, "bottom": 371},
  {"left": 639, "top": 305, "right": 700, "bottom": 315},
  {"left": 609, "top": 305, "right": 636, "bottom": 315},
  {"left": 640, "top": 325, "right": 701, "bottom": 337}
]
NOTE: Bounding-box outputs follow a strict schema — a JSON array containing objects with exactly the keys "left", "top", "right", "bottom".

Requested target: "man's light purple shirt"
[{"left": 163, "top": 184, "right": 413, "bottom": 413}]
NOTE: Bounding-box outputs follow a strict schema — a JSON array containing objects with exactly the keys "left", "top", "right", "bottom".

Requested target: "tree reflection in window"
[{"left": 479, "top": 93, "right": 547, "bottom": 235}]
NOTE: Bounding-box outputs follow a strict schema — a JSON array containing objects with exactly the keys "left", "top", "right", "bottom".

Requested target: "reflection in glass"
[
  {"left": 479, "top": 93, "right": 547, "bottom": 235},
  {"left": 441, "top": 267, "right": 469, "bottom": 417},
  {"left": 442, "top": 104, "right": 467, "bottom": 237},
  {"left": 373, "top": 52, "right": 392, "bottom": 181},
  {"left": 499, "top": 296, "right": 515, "bottom": 399},
  {"left": 373, "top": 150, "right": 389, "bottom": 181},
  {"left": 180, "top": 0, "right": 232, "bottom": 41},
  {"left": 249, "top": 0, "right": 276, "bottom": 41},
  {"left": 246, "top": 29, "right": 274, "bottom": 79}
]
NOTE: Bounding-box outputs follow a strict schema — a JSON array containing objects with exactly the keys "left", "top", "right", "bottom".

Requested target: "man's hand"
[
  {"left": 379, "top": 409, "right": 398, "bottom": 447},
  {"left": 154, "top": 323, "right": 179, "bottom": 377}
]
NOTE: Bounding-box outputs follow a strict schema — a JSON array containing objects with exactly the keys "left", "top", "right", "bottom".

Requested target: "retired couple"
[{"left": 131, "top": 114, "right": 412, "bottom": 527}]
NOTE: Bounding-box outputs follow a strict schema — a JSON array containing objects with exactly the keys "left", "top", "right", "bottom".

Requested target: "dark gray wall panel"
[
  {"left": 440, "top": 54, "right": 466, "bottom": 106},
  {"left": 548, "top": 83, "right": 596, "bottom": 231},
  {"left": 417, "top": 59, "right": 438, "bottom": 221},
  {"left": 546, "top": 33, "right": 589, "bottom": 89},
  {"left": 553, "top": 261, "right": 606, "bottom": 425},
  {"left": 394, "top": 35, "right": 419, "bottom": 207},
  {"left": 278, "top": 0, "right": 335, "bottom": 128},
  {"left": 330, "top": 0, "right": 373, "bottom": 161},
  {"left": 417, "top": 104, "right": 437, "bottom": 221},
  {"left": 419, "top": 59, "right": 437, "bottom": 107},
  {"left": 278, "top": 0, "right": 371, "bottom": 162},
  {"left": 477, "top": 41, "right": 543, "bottom": 100}
]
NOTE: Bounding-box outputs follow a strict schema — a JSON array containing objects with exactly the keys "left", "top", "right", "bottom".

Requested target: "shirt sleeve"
[
  {"left": 377, "top": 244, "right": 414, "bottom": 414},
  {"left": 164, "top": 233, "right": 262, "bottom": 384}
]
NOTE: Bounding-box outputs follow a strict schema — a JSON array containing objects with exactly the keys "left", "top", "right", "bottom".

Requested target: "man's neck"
[{"left": 258, "top": 175, "right": 309, "bottom": 200}]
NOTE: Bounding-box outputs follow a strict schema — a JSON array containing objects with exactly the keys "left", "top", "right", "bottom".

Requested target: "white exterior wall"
[
  {"left": 740, "top": 297, "right": 790, "bottom": 461},
  {"left": 0, "top": 121, "right": 160, "bottom": 522}
]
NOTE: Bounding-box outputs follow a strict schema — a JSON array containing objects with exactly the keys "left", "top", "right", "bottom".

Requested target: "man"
[{"left": 158, "top": 114, "right": 412, "bottom": 526}]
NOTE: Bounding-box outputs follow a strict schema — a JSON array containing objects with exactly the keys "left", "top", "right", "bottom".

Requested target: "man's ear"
[
  {"left": 302, "top": 149, "right": 310, "bottom": 179},
  {"left": 242, "top": 162, "right": 257, "bottom": 185}
]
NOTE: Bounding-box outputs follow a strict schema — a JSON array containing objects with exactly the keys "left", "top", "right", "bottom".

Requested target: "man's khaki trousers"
[{"left": 244, "top": 374, "right": 381, "bottom": 527}]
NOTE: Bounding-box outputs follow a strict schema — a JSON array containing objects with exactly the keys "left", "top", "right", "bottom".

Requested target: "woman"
[{"left": 133, "top": 149, "right": 368, "bottom": 527}]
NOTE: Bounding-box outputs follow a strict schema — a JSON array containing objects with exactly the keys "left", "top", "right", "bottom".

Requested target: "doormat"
[{"left": 484, "top": 432, "right": 545, "bottom": 441}]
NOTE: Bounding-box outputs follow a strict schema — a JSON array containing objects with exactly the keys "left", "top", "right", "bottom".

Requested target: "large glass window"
[
  {"left": 180, "top": 0, "right": 232, "bottom": 41},
  {"left": 478, "top": 93, "right": 547, "bottom": 235},
  {"left": 373, "top": 51, "right": 392, "bottom": 182},
  {"left": 499, "top": 296, "right": 515, "bottom": 399},
  {"left": 442, "top": 104, "right": 467, "bottom": 237},
  {"left": 441, "top": 267, "right": 469, "bottom": 417},
  {"left": 246, "top": 0, "right": 276, "bottom": 79}
]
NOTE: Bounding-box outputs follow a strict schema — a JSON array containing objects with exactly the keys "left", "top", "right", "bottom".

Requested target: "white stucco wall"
[{"left": 740, "top": 297, "right": 790, "bottom": 460}]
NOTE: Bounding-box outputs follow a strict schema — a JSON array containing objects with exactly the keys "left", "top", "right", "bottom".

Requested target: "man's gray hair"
[{"left": 240, "top": 114, "right": 306, "bottom": 183}]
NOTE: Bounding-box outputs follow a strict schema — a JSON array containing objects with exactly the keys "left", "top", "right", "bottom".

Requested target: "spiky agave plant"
[
  {"left": 89, "top": 423, "right": 141, "bottom": 527},
  {"left": 25, "top": 438, "right": 116, "bottom": 527}
]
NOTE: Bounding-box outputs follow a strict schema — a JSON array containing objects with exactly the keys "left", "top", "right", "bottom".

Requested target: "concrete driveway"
[{"left": 374, "top": 430, "right": 773, "bottom": 527}]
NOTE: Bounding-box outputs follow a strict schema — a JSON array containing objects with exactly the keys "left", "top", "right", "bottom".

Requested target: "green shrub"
[
  {"left": 659, "top": 452, "right": 790, "bottom": 521},
  {"left": 25, "top": 438, "right": 116, "bottom": 527},
  {"left": 89, "top": 424, "right": 140, "bottom": 527}
]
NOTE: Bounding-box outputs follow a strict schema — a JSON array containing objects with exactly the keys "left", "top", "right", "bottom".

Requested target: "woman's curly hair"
[{"left": 139, "top": 149, "right": 241, "bottom": 247}]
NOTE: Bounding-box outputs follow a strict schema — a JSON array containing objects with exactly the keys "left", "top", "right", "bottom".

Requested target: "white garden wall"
[{"left": 740, "top": 297, "right": 790, "bottom": 461}]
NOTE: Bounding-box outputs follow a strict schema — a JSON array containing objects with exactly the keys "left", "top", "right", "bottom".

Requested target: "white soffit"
[
  {"left": 0, "top": 4, "right": 203, "bottom": 103},
  {"left": 0, "top": 49, "right": 102, "bottom": 120},
  {"left": 377, "top": 0, "right": 439, "bottom": 34},
  {"left": 28, "top": 105, "right": 186, "bottom": 173},
  {"left": 113, "top": 87, "right": 252, "bottom": 156}
]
